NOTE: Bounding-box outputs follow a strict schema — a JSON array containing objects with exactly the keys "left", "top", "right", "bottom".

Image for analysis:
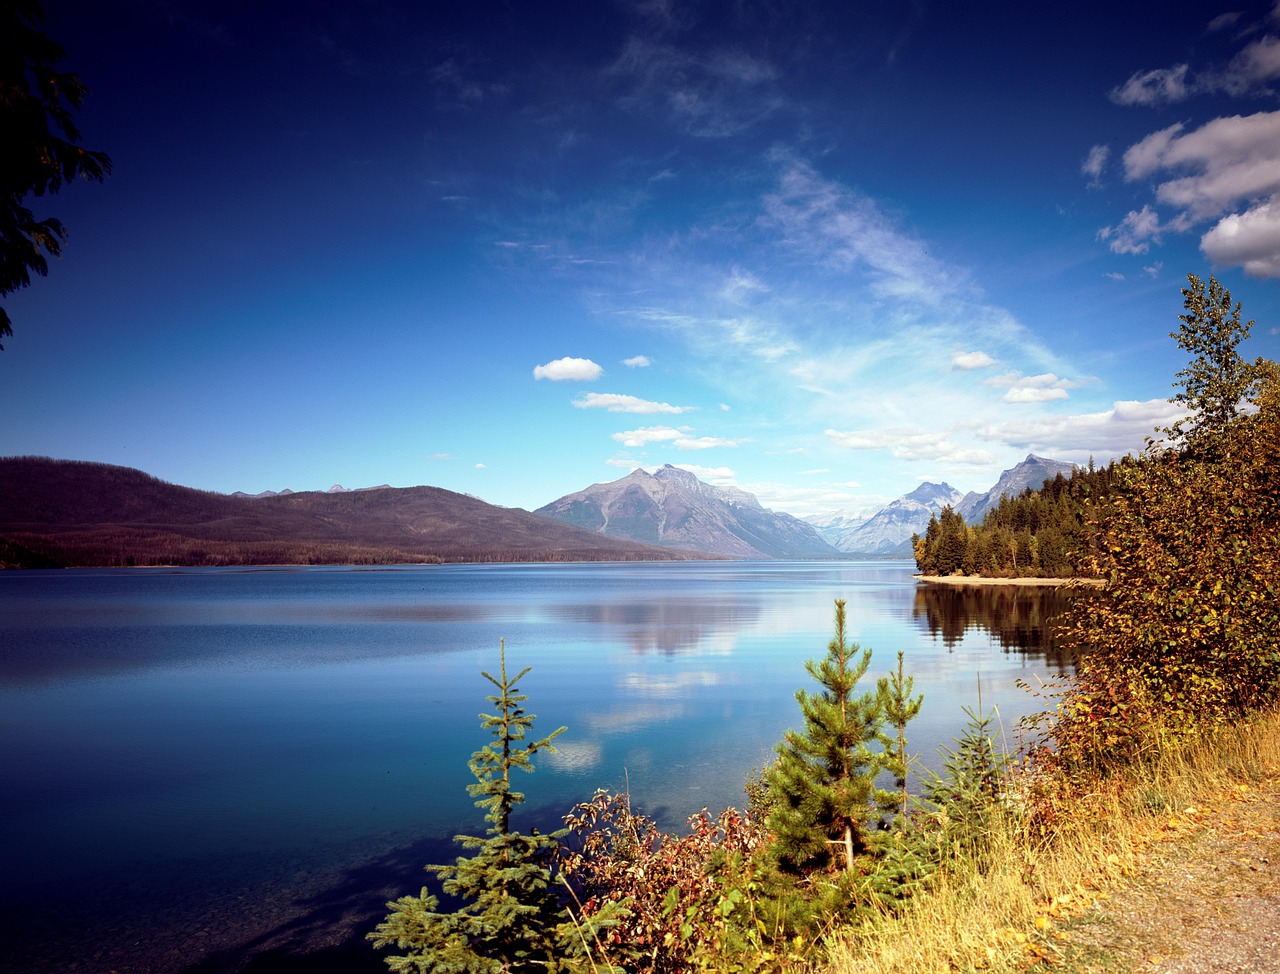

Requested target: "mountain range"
[
  {"left": 0, "top": 457, "right": 691, "bottom": 568},
  {"left": 805, "top": 454, "right": 1077, "bottom": 555},
  {"left": 533, "top": 464, "right": 838, "bottom": 559},
  {"left": 0, "top": 454, "right": 1077, "bottom": 567}
]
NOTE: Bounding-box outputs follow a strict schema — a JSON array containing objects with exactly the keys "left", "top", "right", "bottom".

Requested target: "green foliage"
[
  {"left": 880, "top": 650, "right": 923, "bottom": 822},
  {"left": 369, "top": 641, "right": 581, "bottom": 973},
  {"left": 764, "top": 599, "right": 898, "bottom": 875},
  {"left": 1052, "top": 278, "right": 1280, "bottom": 771},
  {"left": 1, "top": 0, "right": 111, "bottom": 346},
  {"left": 560, "top": 791, "right": 793, "bottom": 973},
  {"left": 1163, "top": 273, "right": 1264, "bottom": 445},
  {"left": 912, "top": 463, "right": 1119, "bottom": 579},
  {"left": 923, "top": 698, "right": 1012, "bottom": 861}
]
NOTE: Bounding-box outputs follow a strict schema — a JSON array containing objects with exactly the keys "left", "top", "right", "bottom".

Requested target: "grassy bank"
[{"left": 822, "top": 706, "right": 1280, "bottom": 973}]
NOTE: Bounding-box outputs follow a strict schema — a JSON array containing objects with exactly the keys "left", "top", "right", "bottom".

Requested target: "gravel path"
[{"left": 1060, "top": 776, "right": 1280, "bottom": 973}]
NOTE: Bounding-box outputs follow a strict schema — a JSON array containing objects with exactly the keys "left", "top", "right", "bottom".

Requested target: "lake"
[{"left": 0, "top": 561, "right": 1074, "bottom": 973}]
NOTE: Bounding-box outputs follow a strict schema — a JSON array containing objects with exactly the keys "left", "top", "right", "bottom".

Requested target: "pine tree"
[
  {"left": 765, "top": 600, "right": 895, "bottom": 874},
  {"left": 369, "top": 640, "right": 579, "bottom": 973},
  {"left": 878, "top": 650, "right": 923, "bottom": 822}
]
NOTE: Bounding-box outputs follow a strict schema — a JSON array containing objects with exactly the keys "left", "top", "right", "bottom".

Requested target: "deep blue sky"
[{"left": 5, "top": 0, "right": 1279, "bottom": 517}]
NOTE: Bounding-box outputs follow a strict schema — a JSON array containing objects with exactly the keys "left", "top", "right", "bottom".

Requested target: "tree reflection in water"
[{"left": 912, "top": 583, "right": 1076, "bottom": 672}]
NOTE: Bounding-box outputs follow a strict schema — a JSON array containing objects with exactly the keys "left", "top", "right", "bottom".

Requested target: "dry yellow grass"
[{"left": 820, "top": 707, "right": 1280, "bottom": 974}]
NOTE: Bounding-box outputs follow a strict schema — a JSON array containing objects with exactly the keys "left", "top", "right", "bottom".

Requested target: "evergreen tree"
[
  {"left": 369, "top": 641, "right": 579, "bottom": 973},
  {"left": 765, "top": 600, "right": 895, "bottom": 874},
  {"left": 878, "top": 650, "right": 923, "bottom": 822}
]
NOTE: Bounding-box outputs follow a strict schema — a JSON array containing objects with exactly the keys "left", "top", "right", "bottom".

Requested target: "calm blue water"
[{"left": 0, "top": 561, "right": 1072, "bottom": 973}]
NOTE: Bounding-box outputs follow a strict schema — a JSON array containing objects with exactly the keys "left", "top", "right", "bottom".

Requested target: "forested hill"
[
  {"left": 912, "top": 462, "right": 1119, "bottom": 578},
  {"left": 0, "top": 457, "right": 695, "bottom": 568}
]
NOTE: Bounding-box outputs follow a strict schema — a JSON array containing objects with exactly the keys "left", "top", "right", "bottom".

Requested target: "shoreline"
[{"left": 915, "top": 574, "right": 1104, "bottom": 588}]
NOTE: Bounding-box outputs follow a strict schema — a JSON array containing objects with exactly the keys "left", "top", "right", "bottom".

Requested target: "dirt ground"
[{"left": 1057, "top": 774, "right": 1280, "bottom": 973}]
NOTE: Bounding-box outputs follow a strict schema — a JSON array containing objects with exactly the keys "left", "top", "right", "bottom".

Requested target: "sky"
[{"left": 4, "top": 0, "right": 1280, "bottom": 519}]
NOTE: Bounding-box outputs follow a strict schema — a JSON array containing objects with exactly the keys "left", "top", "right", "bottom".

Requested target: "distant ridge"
[
  {"left": 809, "top": 482, "right": 964, "bottom": 555},
  {"left": 956, "top": 454, "right": 1077, "bottom": 523},
  {"left": 808, "top": 455, "right": 1077, "bottom": 555},
  {"left": 534, "top": 464, "right": 838, "bottom": 559},
  {"left": 0, "top": 457, "right": 696, "bottom": 568}
]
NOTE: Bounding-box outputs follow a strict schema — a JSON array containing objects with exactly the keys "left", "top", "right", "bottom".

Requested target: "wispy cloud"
[
  {"left": 574, "top": 392, "right": 692, "bottom": 414},
  {"left": 1082, "top": 144, "right": 1110, "bottom": 186},
  {"left": 534, "top": 356, "right": 604, "bottom": 381},
  {"left": 608, "top": 38, "right": 786, "bottom": 137},
  {"left": 760, "top": 159, "right": 966, "bottom": 306},
  {"left": 623, "top": 354, "right": 652, "bottom": 367}
]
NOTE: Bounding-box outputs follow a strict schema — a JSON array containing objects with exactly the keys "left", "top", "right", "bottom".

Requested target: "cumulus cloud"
[
  {"left": 573, "top": 392, "right": 691, "bottom": 414},
  {"left": 952, "top": 350, "right": 996, "bottom": 370},
  {"left": 533, "top": 356, "right": 604, "bottom": 381},
  {"left": 979, "top": 399, "right": 1187, "bottom": 457},
  {"left": 623, "top": 355, "right": 652, "bottom": 367},
  {"left": 1200, "top": 199, "right": 1280, "bottom": 277},
  {"left": 1114, "top": 111, "right": 1280, "bottom": 276},
  {"left": 1099, "top": 7, "right": 1280, "bottom": 277},
  {"left": 986, "top": 371, "right": 1083, "bottom": 403},
  {"left": 825, "top": 427, "right": 995, "bottom": 465}
]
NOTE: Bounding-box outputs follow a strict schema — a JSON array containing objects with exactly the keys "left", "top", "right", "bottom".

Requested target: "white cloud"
[
  {"left": 610, "top": 425, "right": 742, "bottom": 449},
  {"left": 719, "top": 403, "right": 731, "bottom": 411},
  {"left": 672, "top": 463, "right": 735, "bottom": 483},
  {"left": 573, "top": 392, "right": 691, "bottom": 414},
  {"left": 1143, "top": 261, "right": 1163, "bottom": 278},
  {"left": 533, "top": 356, "right": 605, "bottom": 381},
  {"left": 673, "top": 435, "right": 743, "bottom": 450},
  {"left": 1113, "top": 111, "right": 1280, "bottom": 276},
  {"left": 611, "top": 425, "right": 686, "bottom": 447},
  {"left": 986, "top": 372, "right": 1083, "bottom": 403},
  {"left": 475, "top": 463, "right": 487, "bottom": 469},
  {"left": 952, "top": 350, "right": 996, "bottom": 370},
  {"left": 1104, "top": 272, "right": 1125, "bottom": 281},
  {"left": 1200, "top": 199, "right": 1280, "bottom": 277},
  {"left": 1110, "top": 64, "right": 1191, "bottom": 106},
  {"left": 1132, "top": 112, "right": 1280, "bottom": 220},
  {"left": 1082, "top": 144, "right": 1110, "bottom": 185},
  {"left": 801, "top": 468, "right": 829, "bottom": 475},
  {"left": 1098, "top": 204, "right": 1163, "bottom": 255},
  {"left": 824, "top": 427, "right": 995, "bottom": 465},
  {"left": 978, "top": 399, "right": 1187, "bottom": 457},
  {"left": 1099, "top": 1, "right": 1280, "bottom": 277},
  {"left": 623, "top": 355, "right": 652, "bottom": 367}
]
